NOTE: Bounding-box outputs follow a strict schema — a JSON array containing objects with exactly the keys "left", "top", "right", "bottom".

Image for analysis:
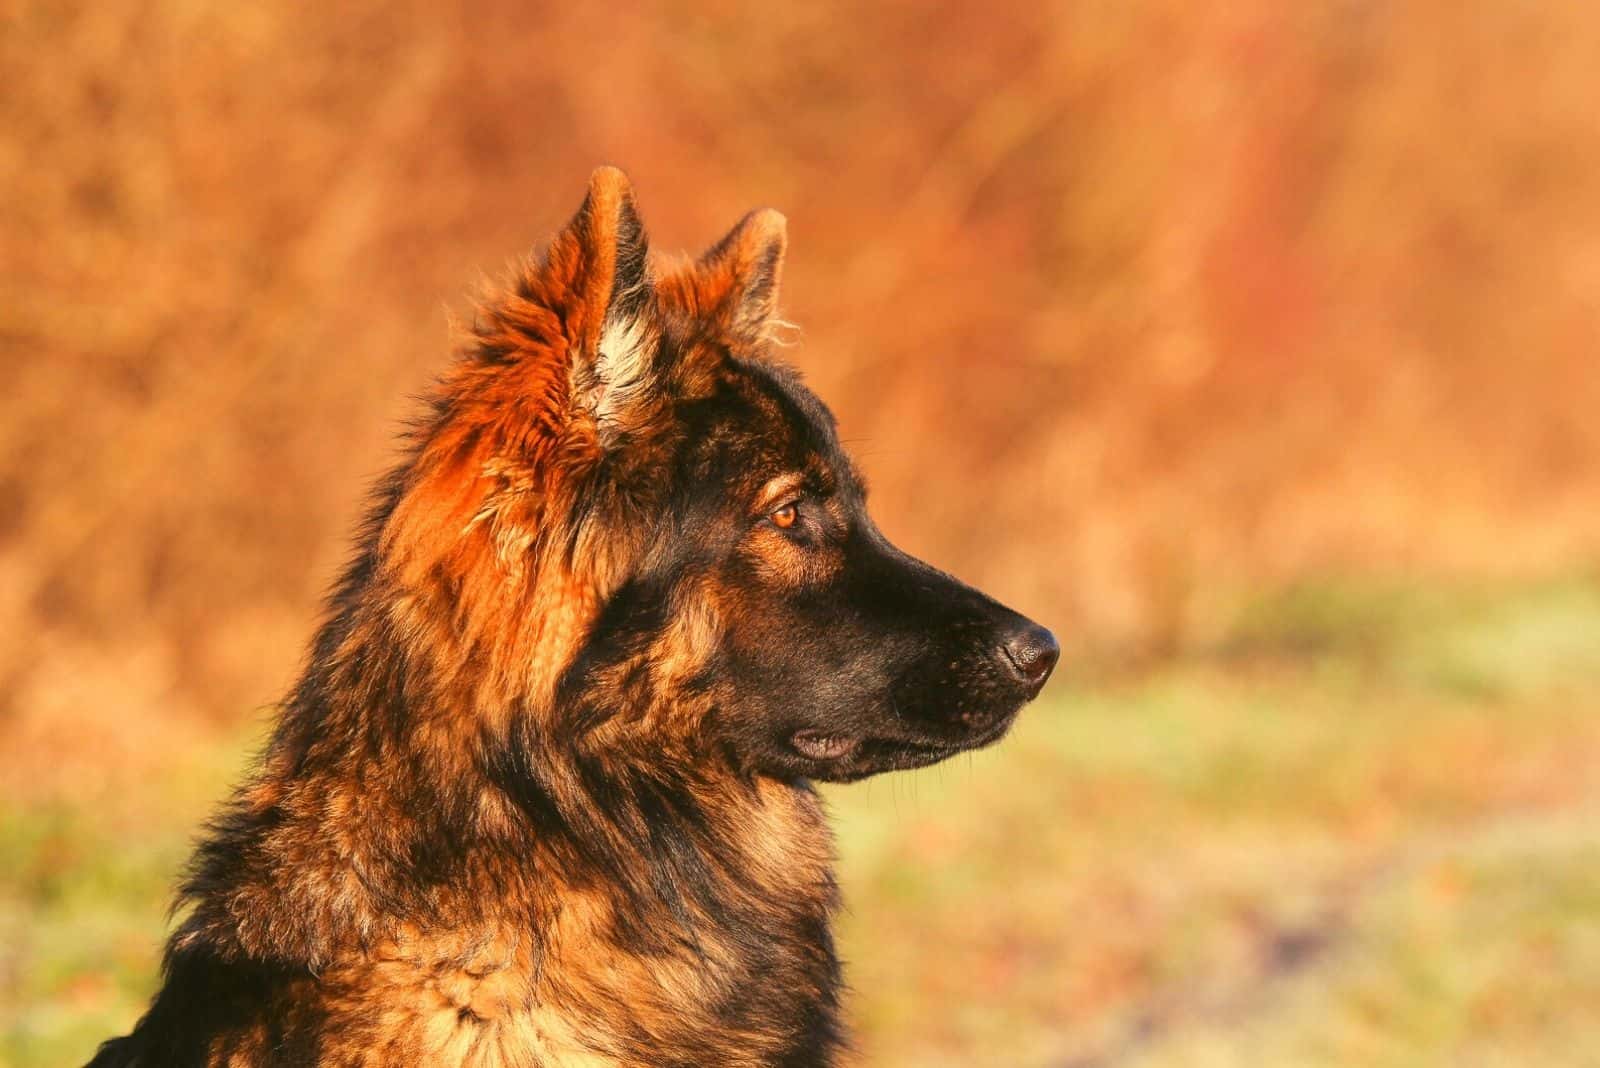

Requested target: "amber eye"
[{"left": 770, "top": 501, "right": 799, "bottom": 529}]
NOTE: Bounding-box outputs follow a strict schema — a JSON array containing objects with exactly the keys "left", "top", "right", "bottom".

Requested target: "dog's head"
[{"left": 384, "top": 168, "right": 1056, "bottom": 783}]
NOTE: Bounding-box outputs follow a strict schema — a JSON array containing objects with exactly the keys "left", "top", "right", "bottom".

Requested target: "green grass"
[
  {"left": 0, "top": 739, "right": 257, "bottom": 1068},
  {"left": 5, "top": 575, "right": 1599, "bottom": 1067},
  {"left": 827, "top": 574, "right": 1600, "bottom": 1066}
]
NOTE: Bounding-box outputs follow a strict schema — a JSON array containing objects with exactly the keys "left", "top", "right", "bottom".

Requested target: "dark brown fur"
[{"left": 91, "top": 169, "right": 1057, "bottom": 1067}]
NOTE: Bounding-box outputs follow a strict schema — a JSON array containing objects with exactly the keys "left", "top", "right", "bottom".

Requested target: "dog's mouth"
[
  {"left": 790, "top": 730, "right": 861, "bottom": 762},
  {"left": 787, "top": 708, "right": 1020, "bottom": 782}
]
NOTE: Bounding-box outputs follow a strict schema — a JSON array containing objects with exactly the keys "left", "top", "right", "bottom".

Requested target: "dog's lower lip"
[
  {"left": 906, "top": 710, "right": 1017, "bottom": 754},
  {"left": 791, "top": 731, "right": 860, "bottom": 760}
]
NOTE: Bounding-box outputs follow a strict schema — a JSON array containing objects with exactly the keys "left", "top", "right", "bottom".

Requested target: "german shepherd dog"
[{"left": 90, "top": 168, "right": 1058, "bottom": 1067}]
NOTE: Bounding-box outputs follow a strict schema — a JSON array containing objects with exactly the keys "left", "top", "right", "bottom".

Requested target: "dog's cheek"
[{"left": 646, "top": 577, "right": 725, "bottom": 694}]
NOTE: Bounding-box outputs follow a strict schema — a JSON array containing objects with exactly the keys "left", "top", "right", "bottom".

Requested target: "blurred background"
[{"left": 4, "top": 3, "right": 1600, "bottom": 1065}]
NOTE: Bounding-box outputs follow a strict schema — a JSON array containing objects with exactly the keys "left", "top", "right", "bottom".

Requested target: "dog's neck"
[{"left": 166, "top": 576, "right": 843, "bottom": 1063}]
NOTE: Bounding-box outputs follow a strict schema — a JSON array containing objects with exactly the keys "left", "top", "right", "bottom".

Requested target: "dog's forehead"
[{"left": 736, "top": 359, "right": 857, "bottom": 488}]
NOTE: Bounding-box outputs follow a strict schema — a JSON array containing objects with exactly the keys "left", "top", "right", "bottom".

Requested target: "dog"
[{"left": 89, "top": 167, "right": 1058, "bottom": 1067}]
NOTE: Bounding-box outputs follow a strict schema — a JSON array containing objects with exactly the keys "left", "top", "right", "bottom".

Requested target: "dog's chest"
[{"left": 318, "top": 781, "right": 841, "bottom": 1067}]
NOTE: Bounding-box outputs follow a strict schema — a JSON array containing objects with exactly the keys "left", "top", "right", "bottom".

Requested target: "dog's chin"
[{"left": 783, "top": 708, "right": 1021, "bottom": 784}]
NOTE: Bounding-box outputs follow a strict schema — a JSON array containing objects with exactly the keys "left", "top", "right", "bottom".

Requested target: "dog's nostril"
[{"left": 1000, "top": 624, "right": 1060, "bottom": 687}]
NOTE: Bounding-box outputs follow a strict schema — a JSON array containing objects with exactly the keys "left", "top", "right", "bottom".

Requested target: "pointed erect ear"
[
  {"left": 698, "top": 208, "right": 788, "bottom": 343},
  {"left": 558, "top": 166, "right": 658, "bottom": 439}
]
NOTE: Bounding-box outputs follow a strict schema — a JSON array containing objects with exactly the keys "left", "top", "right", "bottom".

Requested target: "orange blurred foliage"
[{"left": 4, "top": 2, "right": 1599, "bottom": 788}]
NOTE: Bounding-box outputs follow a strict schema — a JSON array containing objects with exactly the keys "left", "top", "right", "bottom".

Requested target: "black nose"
[{"left": 999, "top": 623, "right": 1060, "bottom": 689}]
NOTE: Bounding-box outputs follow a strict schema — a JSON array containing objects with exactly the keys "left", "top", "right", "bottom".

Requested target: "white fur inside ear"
[
  {"left": 592, "top": 312, "right": 656, "bottom": 436},
  {"left": 761, "top": 317, "right": 801, "bottom": 348}
]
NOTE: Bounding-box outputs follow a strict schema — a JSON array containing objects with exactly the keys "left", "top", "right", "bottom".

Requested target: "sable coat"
[{"left": 90, "top": 168, "right": 1058, "bottom": 1068}]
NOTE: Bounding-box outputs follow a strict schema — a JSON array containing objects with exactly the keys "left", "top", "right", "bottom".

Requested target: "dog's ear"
[
  {"left": 553, "top": 166, "right": 659, "bottom": 440},
  {"left": 698, "top": 208, "right": 788, "bottom": 344}
]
